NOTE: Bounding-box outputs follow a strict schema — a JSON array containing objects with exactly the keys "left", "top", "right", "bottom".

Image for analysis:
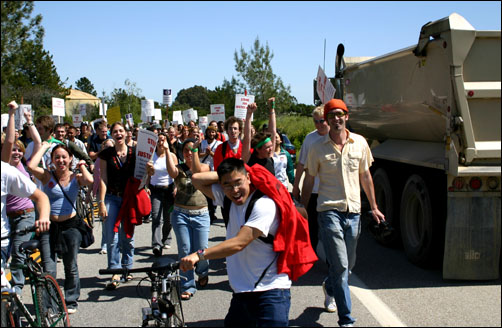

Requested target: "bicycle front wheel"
[
  {"left": 35, "top": 274, "right": 70, "bottom": 327},
  {"left": 167, "top": 281, "right": 184, "bottom": 327}
]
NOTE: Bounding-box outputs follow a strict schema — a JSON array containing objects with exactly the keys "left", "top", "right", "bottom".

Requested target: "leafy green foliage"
[
  {"left": 1, "top": 1, "right": 66, "bottom": 113},
  {"left": 75, "top": 77, "right": 97, "bottom": 96}
]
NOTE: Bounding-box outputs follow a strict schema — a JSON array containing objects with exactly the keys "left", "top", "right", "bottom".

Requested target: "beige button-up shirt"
[{"left": 305, "top": 130, "right": 373, "bottom": 213}]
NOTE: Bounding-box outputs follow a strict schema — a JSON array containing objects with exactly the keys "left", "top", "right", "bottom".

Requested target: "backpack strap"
[
  {"left": 177, "top": 163, "right": 192, "bottom": 178},
  {"left": 221, "top": 141, "right": 228, "bottom": 158}
]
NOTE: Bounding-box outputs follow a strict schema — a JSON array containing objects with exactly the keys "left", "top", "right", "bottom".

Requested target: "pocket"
[{"left": 348, "top": 152, "right": 362, "bottom": 170}]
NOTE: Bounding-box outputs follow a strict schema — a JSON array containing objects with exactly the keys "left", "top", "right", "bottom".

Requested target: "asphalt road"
[{"left": 24, "top": 210, "right": 501, "bottom": 327}]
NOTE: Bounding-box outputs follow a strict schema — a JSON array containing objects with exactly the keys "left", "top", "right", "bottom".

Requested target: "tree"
[
  {"left": 233, "top": 37, "right": 296, "bottom": 120},
  {"left": 208, "top": 77, "right": 244, "bottom": 119},
  {"left": 75, "top": 77, "right": 97, "bottom": 96},
  {"left": 108, "top": 79, "right": 143, "bottom": 124},
  {"left": 1, "top": 1, "right": 66, "bottom": 112},
  {"left": 173, "top": 85, "right": 211, "bottom": 115}
]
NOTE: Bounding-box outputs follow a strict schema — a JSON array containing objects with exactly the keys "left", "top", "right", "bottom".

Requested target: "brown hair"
[
  {"left": 251, "top": 132, "right": 272, "bottom": 149},
  {"left": 224, "top": 116, "right": 243, "bottom": 132},
  {"left": 35, "top": 115, "right": 55, "bottom": 134}
]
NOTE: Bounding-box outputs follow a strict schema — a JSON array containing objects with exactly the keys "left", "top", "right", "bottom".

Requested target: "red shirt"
[{"left": 213, "top": 140, "right": 242, "bottom": 170}]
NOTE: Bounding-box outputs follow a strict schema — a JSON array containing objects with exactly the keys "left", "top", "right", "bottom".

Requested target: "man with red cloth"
[{"left": 180, "top": 158, "right": 317, "bottom": 327}]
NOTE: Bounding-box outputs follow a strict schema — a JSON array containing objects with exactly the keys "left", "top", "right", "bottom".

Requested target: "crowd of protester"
[{"left": 1, "top": 97, "right": 383, "bottom": 327}]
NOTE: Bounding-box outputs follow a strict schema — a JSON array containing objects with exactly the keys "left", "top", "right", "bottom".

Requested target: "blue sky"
[{"left": 33, "top": 1, "right": 501, "bottom": 106}]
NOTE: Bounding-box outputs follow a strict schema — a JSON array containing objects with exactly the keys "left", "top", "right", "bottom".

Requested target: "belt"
[
  {"left": 107, "top": 190, "right": 124, "bottom": 197},
  {"left": 173, "top": 206, "right": 208, "bottom": 216},
  {"left": 149, "top": 184, "right": 173, "bottom": 191},
  {"left": 7, "top": 208, "right": 35, "bottom": 219}
]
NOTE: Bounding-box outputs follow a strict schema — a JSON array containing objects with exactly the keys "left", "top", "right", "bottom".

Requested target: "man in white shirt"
[
  {"left": 1, "top": 161, "right": 51, "bottom": 263},
  {"left": 180, "top": 158, "right": 291, "bottom": 327}
]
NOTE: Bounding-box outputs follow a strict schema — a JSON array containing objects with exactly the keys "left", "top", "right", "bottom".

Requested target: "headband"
[{"left": 255, "top": 137, "right": 271, "bottom": 149}]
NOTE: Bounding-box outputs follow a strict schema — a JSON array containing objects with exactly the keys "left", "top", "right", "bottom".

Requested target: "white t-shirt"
[
  {"left": 299, "top": 130, "right": 324, "bottom": 193},
  {"left": 1, "top": 162, "right": 37, "bottom": 247},
  {"left": 150, "top": 152, "right": 174, "bottom": 187},
  {"left": 211, "top": 184, "right": 291, "bottom": 293},
  {"left": 200, "top": 139, "right": 222, "bottom": 170},
  {"left": 273, "top": 152, "right": 289, "bottom": 188}
]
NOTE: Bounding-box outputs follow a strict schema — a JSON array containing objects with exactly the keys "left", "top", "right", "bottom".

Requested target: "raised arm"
[
  {"left": 76, "top": 160, "right": 94, "bottom": 187},
  {"left": 1, "top": 101, "right": 18, "bottom": 163},
  {"left": 267, "top": 97, "right": 277, "bottom": 151},
  {"left": 241, "top": 103, "right": 258, "bottom": 163},
  {"left": 191, "top": 171, "right": 219, "bottom": 200},
  {"left": 163, "top": 140, "right": 179, "bottom": 179},
  {"left": 26, "top": 141, "right": 52, "bottom": 184}
]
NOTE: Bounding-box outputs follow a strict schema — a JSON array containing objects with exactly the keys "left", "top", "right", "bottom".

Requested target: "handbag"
[{"left": 51, "top": 171, "right": 95, "bottom": 248}]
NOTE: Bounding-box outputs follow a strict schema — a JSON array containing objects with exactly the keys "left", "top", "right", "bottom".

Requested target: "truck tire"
[
  {"left": 371, "top": 168, "right": 400, "bottom": 246},
  {"left": 400, "top": 174, "right": 435, "bottom": 267}
]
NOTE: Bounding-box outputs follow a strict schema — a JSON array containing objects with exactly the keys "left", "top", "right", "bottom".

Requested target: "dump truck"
[{"left": 318, "top": 13, "right": 500, "bottom": 280}]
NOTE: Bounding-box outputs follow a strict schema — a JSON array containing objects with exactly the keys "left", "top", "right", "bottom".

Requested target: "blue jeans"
[
  {"left": 318, "top": 210, "right": 360, "bottom": 326},
  {"left": 45, "top": 223, "right": 82, "bottom": 310},
  {"left": 8, "top": 211, "right": 36, "bottom": 294},
  {"left": 171, "top": 207, "right": 209, "bottom": 295},
  {"left": 224, "top": 289, "right": 291, "bottom": 327},
  {"left": 105, "top": 194, "right": 134, "bottom": 270}
]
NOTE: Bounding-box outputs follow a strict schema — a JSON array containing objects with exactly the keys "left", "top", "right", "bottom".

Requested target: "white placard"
[
  {"left": 16, "top": 104, "right": 31, "bottom": 130},
  {"left": 52, "top": 97, "right": 65, "bottom": 117},
  {"left": 154, "top": 108, "right": 162, "bottom": 121},
  {"left": 199, "top": 116, "right": 208, "bottom": 133},
  {"left": 141, "top": 99, "right": 155, "bottom": 121},
  {"left": 210, "top": 104, "right": 226, "bottom": 122},
  {"left": 234, "top": 94, "right": 255, "bottom": 121},
  {"left": 99, "top": 103, "right": 108, "bottom": 116},
  {"left": 134, "top": 128, "right": 158, "bottom": 180},
  {"left": 72, "top": 114, "right": 83, "bottom": 127},
  {"left": 182, "top": 108, "right": 197, "bottom": 124},
  {"left": 1, "top": 114, "right": 9, "bottom": 131},
  {"left": 172, "top": 111, "right": 183, "bottom": 125},
  {"left": 79, "top": 104, "right": 87, "bottom": 116},
  {"left": 163, "top": 89, "right": 172, "bottom": 106},
  {"left": 125, "top": 113, "right": 134, "bottom": 127},
  {"left": 316, "top": 66, "right": 336, "bottom": 104}
]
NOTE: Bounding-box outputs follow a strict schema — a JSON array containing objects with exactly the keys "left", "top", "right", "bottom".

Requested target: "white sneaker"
[
  {"left": 322, "top": 280, "right": 337, "bottom": 313},
  {"left": 67, "top": 307, "right": 77, "bottom": 314}
]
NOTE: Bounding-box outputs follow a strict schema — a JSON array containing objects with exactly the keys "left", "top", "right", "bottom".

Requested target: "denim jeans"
[
  {"left": 105, "top": 194, "right": 134, "bottom": 270},
  {"left": 150, "top": 185, "right": 174, "bottom": 249},
  {"left": 44, "top": 224, "right": 82, "bottom": 310},
  {"left": 171, "top": 207, "right": 210, "bottom": 295},
  {"left": 224, "top": 288, "right": 291, "bottom": 327},
  {"left": 318, "top": 210, "right": 360, "bottom": 326},
  {"left": 8, "top": 211, "right": 36, "bottom": 294}
]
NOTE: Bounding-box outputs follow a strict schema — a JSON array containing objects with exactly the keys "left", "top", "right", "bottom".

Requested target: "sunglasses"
[
  {"left": 314, "top": 119, "right": 325, "bottom": 124},
  {"left": 327, "top": 112, "right": 347, "bottom": 119}
]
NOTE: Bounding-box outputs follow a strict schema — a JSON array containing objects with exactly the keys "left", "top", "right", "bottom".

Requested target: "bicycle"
[
  {"left": 75, "top": 184, "right": 95, "bottom": 229},
  {"left": 1, "top": 225, "right": 70, "bottom": 327},
  {"left": 99, "top": 257, "right": 184, "bottom": 327}
]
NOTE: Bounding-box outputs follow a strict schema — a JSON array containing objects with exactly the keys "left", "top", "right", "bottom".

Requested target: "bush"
[{"left": 277, "top": 115, "right": 314, "bottom": 154}]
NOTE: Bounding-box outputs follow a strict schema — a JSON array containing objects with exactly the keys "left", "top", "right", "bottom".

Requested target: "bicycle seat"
[
  {"left": 19, "top": 240, "right": 40, "bottom": 254},
  {"left": 152, "top": 257, "right": 176, "bottom": 269}
]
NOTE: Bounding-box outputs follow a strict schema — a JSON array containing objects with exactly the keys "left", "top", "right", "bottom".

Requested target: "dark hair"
[
  {"left": 51, "top": 143, "right": 73, "bottom": 159},
  {"left": 224, "top": 116, "right": 243, "bottom": 132},
  {"left": 35, "top": 115, "right": 55, "bottom": 134},
  {"left": 251, "top": 131, "right": 272, "bottom": 149},
  {"left": 182, "top": 138, "right": 197, "bottom": 150},
  {"left": 217, "top": 158, "right": 247, "bottom": 181}
]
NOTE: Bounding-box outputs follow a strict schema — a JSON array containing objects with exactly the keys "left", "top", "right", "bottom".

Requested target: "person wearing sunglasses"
[
  {"left": 292, "top": 105, "right": 329, "bottom": 257},
  {"left": 301, "top": 99, "right": 385, "bottom": 327}
]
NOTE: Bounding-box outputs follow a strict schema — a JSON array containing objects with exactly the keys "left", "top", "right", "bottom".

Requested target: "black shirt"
[{"left": 98, "top": 146, "right": 136, "bottom": 194}]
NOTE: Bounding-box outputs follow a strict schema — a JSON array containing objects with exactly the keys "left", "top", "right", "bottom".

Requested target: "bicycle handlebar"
[
  {"left": 99, "top": 261, "right": 180, "bottom": 275},
  {"left": 0, "top": 225, "right": 37, "bottom": 241}
]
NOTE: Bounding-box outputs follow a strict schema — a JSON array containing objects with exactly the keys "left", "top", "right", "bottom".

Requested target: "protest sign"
[
  {"left": 134, "top": 128, "right": 158, "bottom": 180},
  {"left": 52, "top": 97, "right": 65, "bottom": 117},
  {"left": 163, "top": 89, "right": 172, "bottom": 106},
  {"left": 210, "top": 104, "right": 226, "bottom": 122},
  {"left": 15, "top": 104, "right": 31, "bottom": 130},
  {"left": 125, "top": 113, "right": 134, "bottom": 127},
  {"left": 316, "top": 66, "right": 336, "bottom": 104},
  {"left": 106, "top": 106, "right": 121, "bottom": 124},
  {"left": 79, "top": 104, "right": 87, "bottom": 117},
  {"left": 1, "top": 114, "right": 9, "bottom": 131},
  {"left": 199, "top": 116, "right": 208, "bottom": 133},
  {"left": 141, "top": 99, "right": 155, "bottom": 122},
  {"left": 172, "top": 111, "right": 183, "bottom": 125},
  {"left": 72, "top": 114, "right": 83, "bottom": 127},
  {"left": 99, "top": 103, "right": 108, "bottom": 116},
  {"left": 154, "top": 108, "right": 162, "bottom": 121},
  {"left": 234, "top": 94, "right": 255, "bottom": 121},
  {"left": 182, "top": 108, "right": 197, "bottom": 124}
]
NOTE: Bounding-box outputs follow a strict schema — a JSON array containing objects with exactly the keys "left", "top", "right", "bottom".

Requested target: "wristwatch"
[{"left": 197, "top": 249, "right": 206, "bottom": 261}]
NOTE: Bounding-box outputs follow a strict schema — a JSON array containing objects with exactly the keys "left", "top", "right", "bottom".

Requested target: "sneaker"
[
  {"left": 163, "top": 244, "right": 171, "bottom": 249},
  {"left": 67, "top": 307, "right": 77, "bottom": 315},
  {"left": 99, "top": 249, "right": 107, "bottom": 254},
  {"left": 322, "top": 280, "right": 337, "bottom": 313},
  {"left": 153, "top": 247, "right": 162, "bottom": 257},
  {"left": 340, "top": 324, "right": 354, "bottom": 327}
]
